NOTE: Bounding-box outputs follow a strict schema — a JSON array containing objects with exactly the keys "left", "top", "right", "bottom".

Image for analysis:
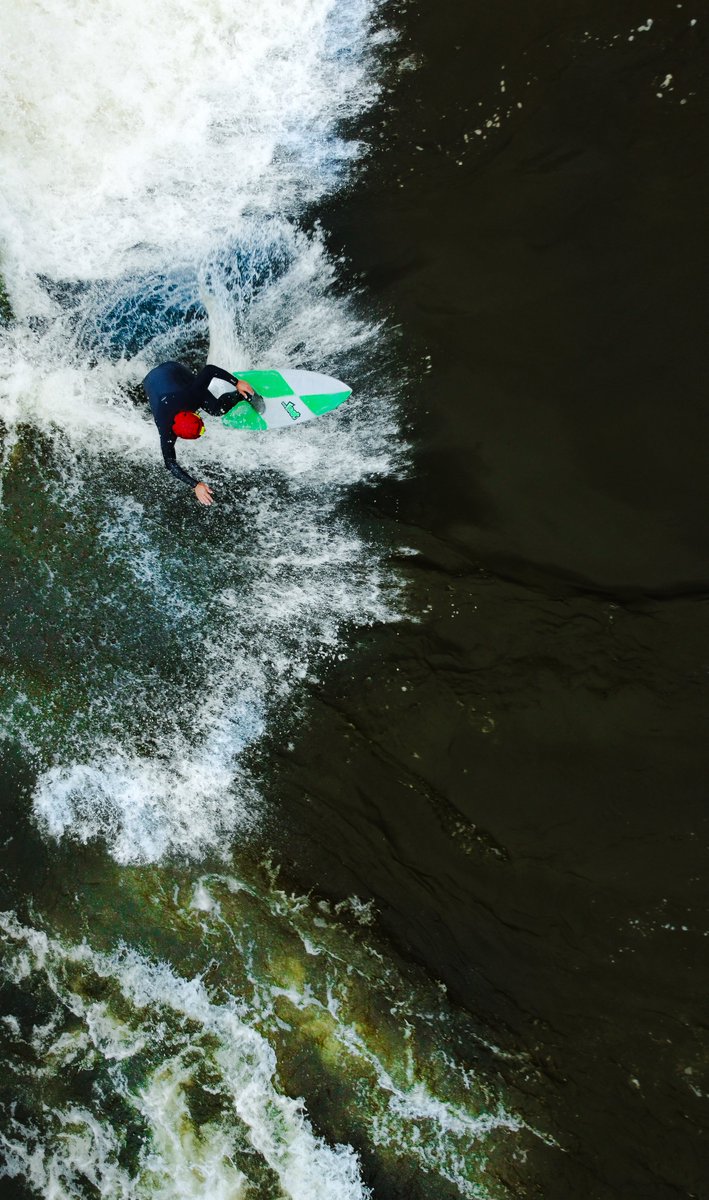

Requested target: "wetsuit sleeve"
[
  {"left": 159, "top": 430, "right": 199, "bottom": 489},
  {"left": 195, "top": 363, "right": 241, "bottom": 417},
  {"left": 195, "top": 364, "right": 238, "bottom": 388},
  {"left": 201, "top": 389, "right": 240, "bottom": 417}
]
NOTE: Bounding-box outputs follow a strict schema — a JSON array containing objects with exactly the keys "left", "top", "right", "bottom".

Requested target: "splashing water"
[{"left": 0, "top": 0, "right": 404, "bottom": 863}]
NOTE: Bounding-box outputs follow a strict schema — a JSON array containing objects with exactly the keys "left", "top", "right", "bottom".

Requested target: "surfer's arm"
[
  {"left": 195, "top": 364, "right": 240, "bottom": 388},
  {"left": 196, "top": 364, "right": 255, "bottom": 396},
  {"left": 159, "top": 430, "right": 199, "bottom": 489}
]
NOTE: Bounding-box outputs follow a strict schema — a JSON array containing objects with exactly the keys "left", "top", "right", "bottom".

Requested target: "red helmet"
[{"left": 172, "top": 411, "right": 205, "bottom": 439}]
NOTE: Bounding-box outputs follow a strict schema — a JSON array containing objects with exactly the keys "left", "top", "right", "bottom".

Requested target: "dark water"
[
  {"left": 2, "top": 2, "right": 709, "bottom": 1198},
  {"left": 279, "top": 3, "right": 709, "bottom": 1195}
]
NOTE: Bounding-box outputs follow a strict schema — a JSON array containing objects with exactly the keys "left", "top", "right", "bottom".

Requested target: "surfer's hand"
[
  {"left": 194, "top": 482, "right": 214, "bottom": 506},
  {"left": 234, "top": 378, "right": 254, "bottom": 397}
]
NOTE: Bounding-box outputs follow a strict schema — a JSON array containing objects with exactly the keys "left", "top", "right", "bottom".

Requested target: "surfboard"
[{"left": 214, "top": 368, "right": 352, "bottom": 432}]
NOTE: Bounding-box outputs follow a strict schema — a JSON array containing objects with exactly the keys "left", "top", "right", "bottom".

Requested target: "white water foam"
[
  {"left": 0, "top": 886, "right": 532, "bottom": 1200},
  {"left": 191, "top": 870, "right": 529, "bottom": 1198},
  {"left": 0, "top": 911, "right": 372, "bottom": 1200},
  {"left": 0, "top": 0, "right": 406, "bottom": 862},
  {"left": 0, "top": 0, "right": 383, "bottom": 295}
]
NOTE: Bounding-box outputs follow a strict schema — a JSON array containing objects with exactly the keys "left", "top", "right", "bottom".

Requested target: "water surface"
[{"left": 1, "top": 1, "right": 708, "bottom": 1198}]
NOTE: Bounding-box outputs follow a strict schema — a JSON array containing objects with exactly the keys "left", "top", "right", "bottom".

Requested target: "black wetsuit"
[{"left": 142, "top": 360, "right": 239, "bottom": 488}]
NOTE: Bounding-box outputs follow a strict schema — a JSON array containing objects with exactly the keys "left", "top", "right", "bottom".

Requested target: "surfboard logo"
[{"left": 281, "top": 400, "right": 301, "bottom": 421}]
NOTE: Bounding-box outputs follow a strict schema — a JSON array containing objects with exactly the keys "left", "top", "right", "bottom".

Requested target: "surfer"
[{"left": 142, "top": 360, "right": 261, "bottom": 506}]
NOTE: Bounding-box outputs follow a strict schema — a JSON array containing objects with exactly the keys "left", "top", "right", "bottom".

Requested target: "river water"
[{"left": 0, "top": 2, "right": 707, "bottom": 1198}]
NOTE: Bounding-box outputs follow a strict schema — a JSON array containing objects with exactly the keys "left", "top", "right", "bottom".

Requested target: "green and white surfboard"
[{"left": 217, "top": 368, "right": 352, "bottom": 432}]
